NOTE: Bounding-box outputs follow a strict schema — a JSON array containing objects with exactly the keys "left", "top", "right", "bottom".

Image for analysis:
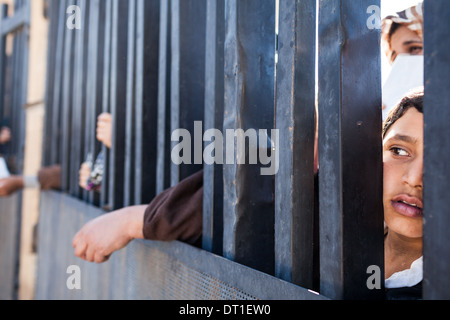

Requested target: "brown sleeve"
[
  {"left": 143, "top": 170, "right": 203, "bottom": 246},
  {"left": 37, "top": 165, "right": 62, "bottom": 190}
]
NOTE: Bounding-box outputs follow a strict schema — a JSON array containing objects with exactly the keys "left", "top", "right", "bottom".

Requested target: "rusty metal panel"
[
  {"left": 275, "top": 0, "right": 317, "bottom": 290},
  {"left": 223, "top": 0, "right": 276, "bottom": 276},
  {"left": 318, "top": 0, "right": 384, "bottom": 300},
  {"left": 423, "top": 0, "right": 450, "bottom": 300}
]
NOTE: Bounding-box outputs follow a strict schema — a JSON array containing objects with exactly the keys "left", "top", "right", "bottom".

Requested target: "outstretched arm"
[
  {"left": 72, "top": 169, "right": 204, "bottom": 263},
  {"left": 72, "top": 205, "right": 146, "bottom": 264}
]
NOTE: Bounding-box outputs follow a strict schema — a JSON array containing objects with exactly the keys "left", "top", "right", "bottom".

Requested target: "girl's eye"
[
  {"left": 409, "top": 46, "right": 423, "bottom": 55},
  {"left": 390, "top": 147, "right": 409, "bottom": 157}
]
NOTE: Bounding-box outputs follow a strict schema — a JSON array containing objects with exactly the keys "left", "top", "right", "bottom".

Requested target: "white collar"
[{"left": 385, "top": 256, "right": 423, "bottom": 289}]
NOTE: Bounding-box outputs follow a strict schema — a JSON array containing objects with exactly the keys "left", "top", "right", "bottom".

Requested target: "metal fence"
[
  {"left": 1, "top": 0, "right": 449, "bottom": 300},
  {"left": 0, "top": 0, "right": 30, "bottom": 300}
]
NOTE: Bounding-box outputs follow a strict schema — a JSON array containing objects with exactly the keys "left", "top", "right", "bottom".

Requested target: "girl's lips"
[{"left": 391, "top": 194, "right": 423, "bottom": 218}]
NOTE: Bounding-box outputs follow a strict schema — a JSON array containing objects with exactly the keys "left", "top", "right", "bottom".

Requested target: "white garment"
[{"left": 385, "top": 256, "right": 423, "bottom": 289}]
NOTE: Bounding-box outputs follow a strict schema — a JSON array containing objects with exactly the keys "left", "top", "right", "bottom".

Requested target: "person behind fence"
[
  {"left": 383, "top": 88, "right": 424, "bottom": 300},
  {"left": 381, "top": 2, "right": 424, "bottom": 120},
  {"left": 71, "top": 110, "right": 320, "bottom": 265},
  {"left": 79, "top": 112, "right": 112, "bottom": 191},
  {"left": 381, "top": 2, "right": 423, "bottom": 65},
  {"left": 72, "top": 88, "right": 425, "bottom": 301},
  {"left": 0, "top": 165, "right": 62, "bottom": 197},
  {"left": 0, "top": 126, "right": 11, "bottom": 146}
]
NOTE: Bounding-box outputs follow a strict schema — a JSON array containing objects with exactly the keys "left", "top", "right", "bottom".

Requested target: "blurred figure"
[
  {"left": 96, "top": 112, "right": 112, "bottom": 149},
  {"left": 79, "top": 113, "right": 112, "bottom": 191},
  {"left": 0, "top": 127, "right": 11, "bottom": 145},
  {"left": 0, "top": 165, "right": 62, "bottom": 197}
]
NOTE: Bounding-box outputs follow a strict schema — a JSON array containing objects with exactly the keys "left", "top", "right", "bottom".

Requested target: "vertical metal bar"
[
  {"left": 99, "top": 0, "right": 112, "bottom": 209},
  {"left": 50, "top": 0, "right": 66, "bottom": 166},
  {"left": 42, "top": 0, "right": 59, "bottom": 167},
  {"left": 100, "top": 0, "right": 112, "bottom": 210},
  {"left": 0, "top": 4, "right": 8, "bottom": 128},
  {"left": 124, "top": 0, "right": 136, "bottom": 207},
  {"left": 60, "top": 0, "right": 75, "bottom": 191},
  {"left": 18, "top": 1, "right": 30, "bottom": 174},
  {"left": 71, "top": 0, "right": 87, "bottom": 198},
  {"left": 318, "top": 0, "right": 384, "bottom": 300},
  {"left": 202, "top": 0, "right": 224, "bottom": 255},
  {"left": 133, "top": 0, "right": 144, "bottom": 205},
  {"left": 9, "top": 32, "right": 19, "bottom": 171},
  {"left": 423, "top": 0, "right": 450, "bottom": 300},
  {"left": 223, "top": 0, "right": 276, "bottom": 275},
  {"left": 108, "top": 0, "right": 128, "bottom": 210},
  {"left": 134, "top": 0, "right": 159, "bottom": 205},
  {"left": 156, "top": 0, "right": 171, "bottom": 195},
  {"left": 275, "top": 0, "right": 317, "bottom": 289},
  {"left": 170, "top": 0, "right": 206, "bottom": 187},
  {"left": 85, "top": 0, "right": 102, "bottom": 205}
]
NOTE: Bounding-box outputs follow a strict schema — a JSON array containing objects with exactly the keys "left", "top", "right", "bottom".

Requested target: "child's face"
[{"left": 383, "top": 108, "right": 424, "bottom": 239}]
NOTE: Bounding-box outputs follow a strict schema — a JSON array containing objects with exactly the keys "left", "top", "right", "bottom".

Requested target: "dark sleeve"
[
  {"left": 143, "top": 170, "right": 203, "bottom": 247},
  {"left": 37, "top": 165, "right": 62, "bottom": 190},
  {"left": 385, "top": 282, "right": 423, "bottom": 300}
]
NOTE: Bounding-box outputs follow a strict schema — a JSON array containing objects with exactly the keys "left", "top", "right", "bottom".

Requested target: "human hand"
[
  {"left": 96, "top": 113, "right": 112, "bottom": 149},
  {"left": 0, "top": 127, "right": 11, "bottom": 144},
  {"left": 0, "top": 176, "right": 24, "bottom": 197},
  {"left": 72, "top": 206, "right": 145, "bottom": 263},
  {"left": 79, "top": 162, "right": 92, "bottom": 190}
]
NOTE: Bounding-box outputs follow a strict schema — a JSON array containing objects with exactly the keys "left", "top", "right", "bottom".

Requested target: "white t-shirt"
[{"left": 385, "top": 256, "right": 423, "bottom": 289}]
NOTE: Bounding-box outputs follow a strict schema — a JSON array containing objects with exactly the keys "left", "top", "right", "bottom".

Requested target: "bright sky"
[{"left": 381, "top": 0, "right": 423, "bottom": 18}]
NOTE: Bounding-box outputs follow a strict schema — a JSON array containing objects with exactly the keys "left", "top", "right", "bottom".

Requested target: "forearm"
[{"left": 116, "top": 205, "right": 146, "bottom": 240}]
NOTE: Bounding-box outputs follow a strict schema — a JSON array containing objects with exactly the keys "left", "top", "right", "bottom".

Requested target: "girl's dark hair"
[{"left": 382, "top": 88, "right": 424, "bottom": 139}]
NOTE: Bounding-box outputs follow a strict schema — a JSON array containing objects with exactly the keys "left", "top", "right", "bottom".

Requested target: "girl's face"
[{"left": 383, "top": 108, "right": 424, "bottom": 239}]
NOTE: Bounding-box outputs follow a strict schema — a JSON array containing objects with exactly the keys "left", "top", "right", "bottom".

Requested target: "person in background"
[
  {"left": 79, "top": 112, "right": 112, "bottom": 190},
  {"left": 72, "top": 111, "right": 321, "bottom": 264},
  {"left": 381, "top": 2, "right": 423, "bottom": 65},
  {"left": 0, "top": 165, "right": 62, "bottom": 197},
  {"left": 0, "top": 126, "right": 11, "bottom": 145},
  {"left": 383, "top": 89, "right": 424, "bottom": 300}
]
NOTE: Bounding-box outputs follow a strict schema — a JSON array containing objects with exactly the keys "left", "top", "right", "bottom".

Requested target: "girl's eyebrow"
[
  {"left": 403, "top": 40, "right": 423, "bottom": 46},
  {"left": 385, "top": 134, "right": 418, "bottom": 145}
]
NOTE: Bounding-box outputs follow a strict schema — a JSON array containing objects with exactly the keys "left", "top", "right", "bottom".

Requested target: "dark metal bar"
[
  {"left": 156, "top": 0, "right": 171, "bottom": 195},
  {"left": 134, "top": 0, "right": 159, "bottom": 205},
  {"left": 60, "top": 0, "right": 75, "bottom": 192},
  {"left": 124, "top": 0, "right": 136, "bottom": 207},
  {"left": 100, "top": 0, "right": 113, "bottom": 210},
  {"left": 202, "top": 0, "right": 224, "bottom": 255},
  {"left": 423, "top": 0, "right": 450, "bottom": 300},
  {"left": 42, "top": 0, "right": 60, "bottom": 167},
  {"left": 318, "top": 0, "right": 384, "bottom": 300},
  {"left": 223, "top": 0, "right": 276, "bottom": 275},
  {"left": 275, "top": 0, "right": 317, "bottom": 289},
  {"left": 17, "top": 8, "right": 30, "bottom": 174},
  {"left": 50, "top": 1, "right": 66, "bottom": 166},
  {"left": 0, "top": 4, "right": 8, "bottom": 128},
  {"left": 170, "top": 0, "right": 206, "bottom": 187},
  {"left": 85, "top": 0, "right": 103, "bottom": 206},
  {"left": 70, "top": 0, "right": 87, "bottom": 198},
  {"left": 108, "top": 0, "right": 129, "bottom": 210}
]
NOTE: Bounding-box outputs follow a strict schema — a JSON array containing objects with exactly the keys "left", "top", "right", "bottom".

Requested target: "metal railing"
[{"left": 0, "top": 0, "right": 448, "bottom": 300}]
